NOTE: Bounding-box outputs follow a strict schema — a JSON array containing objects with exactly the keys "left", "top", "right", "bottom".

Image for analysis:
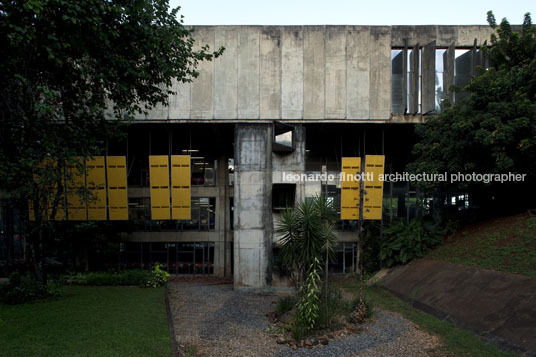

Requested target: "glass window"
[
  {"left": 191, "top": 157, "right": 216, "bottom": 186},
  {"left": 435, "top": 49, "right": 447, "bottom": 112},
  {"left": 391, "top": 49, "right": 405, "bottom": 114}
]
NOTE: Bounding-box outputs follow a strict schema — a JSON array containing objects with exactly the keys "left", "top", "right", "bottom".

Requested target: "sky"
[{"left": 169, "top": 0, "right": 534, "bottom": 26}]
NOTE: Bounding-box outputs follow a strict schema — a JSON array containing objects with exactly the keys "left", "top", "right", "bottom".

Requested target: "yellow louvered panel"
[
  {"left": 171, "top": 155, "right": 191, "bottom": 220},
  {"left": 341, "top": 157, "right": 361, "bottom": 188},
  {"left": 86, "top": 156, "right": 106, "bottom": 220},
  {"left": 149, "top": 156, "right": 170, "bottom": 220},
  {"left": 67, "top": 157, "right": 87, "bottom": 220},
  {"left": 364, "top": 155, "right": 385, "bottom": 220},
  {"left": 106, "top": 156, "right": 128, "bottom": 220},
  {"left": 341, "top": 157, "right": 361, "bottom": 220}
]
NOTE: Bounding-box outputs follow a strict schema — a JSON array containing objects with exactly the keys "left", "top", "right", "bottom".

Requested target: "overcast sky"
[{"left": 169, "top": 0, "right": 534, "bottom": 26}]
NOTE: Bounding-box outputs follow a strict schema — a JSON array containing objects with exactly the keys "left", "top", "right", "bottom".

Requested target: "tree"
[
  {"left": 0, "top": 0, "right": 223, "bottom": 282},
  {"left": 408, "top": 12, "right": 536, "bottom": 212},
  {"left": 275, "top": 195, "right": 337, "bottom": 287}
]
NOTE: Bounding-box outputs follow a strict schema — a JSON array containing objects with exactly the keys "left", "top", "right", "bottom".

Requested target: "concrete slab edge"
[{"left": 165, "top": 285, "right": 179, "bottom": 357}]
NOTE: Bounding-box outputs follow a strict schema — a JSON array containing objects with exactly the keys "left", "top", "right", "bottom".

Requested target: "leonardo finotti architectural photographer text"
[{"left": 282, "top": 172, "right": 527, "bottom": 184}]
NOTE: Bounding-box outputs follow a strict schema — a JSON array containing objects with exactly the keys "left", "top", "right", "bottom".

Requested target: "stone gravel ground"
[{"left": 168, "top": 279, "right": 444, "bottom": 357}]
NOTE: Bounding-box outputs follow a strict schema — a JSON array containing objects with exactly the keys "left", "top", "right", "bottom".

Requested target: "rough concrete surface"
[{"left": 377, "top": 259, "right": 536, "bottom": 356}]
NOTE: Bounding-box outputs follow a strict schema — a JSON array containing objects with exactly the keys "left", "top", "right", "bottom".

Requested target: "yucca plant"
[{"left": 275, "top": 195, "right": 337, "bottom": 288}]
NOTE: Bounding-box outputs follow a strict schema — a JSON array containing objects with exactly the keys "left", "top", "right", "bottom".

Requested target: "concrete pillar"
[
  {"left": 409, "top": 44, "right": 420, "bottom": 114},
  {"left": 421, "top": 40, "right": 436, "bottom": 114},
  {"left": 233, "top": 124, "right": 273, "bottom": 290},
  {"left": 443, "top": 42, "right": 455, "bottom": 104},
  {"left": 214, "top": 156, "right": 231, "bottom": 277}
]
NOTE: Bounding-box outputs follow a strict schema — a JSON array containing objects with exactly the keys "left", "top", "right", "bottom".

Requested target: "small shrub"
[
  {"left": 291, "top": 321, "right": 308, "bottom": 341},
  {"left": 380, "top": 217, "right": 443, "bottom": 267},
  {"left": 351, "top": 296, "right": 374, "bottom": 319},
  {"left": 71, "top": 269, "right": 151, "bottom": 286},
  {"left": 276, "top": 295, "right": 297, "bottom": 314},
  {"left": 295, "top": 259, "right": 321, "bottom": 331},
  {"left": 317, "top": 287, "right": 352, "bottom": 328},
  {"left": 0, "top": 272, "right": 61, "bottom": 305},
  {"left": 143, "top": 264, "right": 169, "bottom": 288}
]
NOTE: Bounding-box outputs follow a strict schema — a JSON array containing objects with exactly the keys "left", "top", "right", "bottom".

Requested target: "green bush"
[
  {"left": 70, "top": 265, "right": 169, "bottom": 288},
  {"left": 0, "top": 272, "right": 61, "bottom": 305},
  {"left": 143, "top": 264, "right": 169, "bottom": 288},
  {"left": 380, "top": 217, "right": 443, "bottom": 267},
  {"left": 71, "top": 269, "right": 151, "bottom": 286},
  {"left": 276, "top": 295, "right": 297, "bottom": 314}
]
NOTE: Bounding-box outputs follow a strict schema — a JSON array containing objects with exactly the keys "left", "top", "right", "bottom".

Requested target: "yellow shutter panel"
[
  {"left": 86, "top": 156, "right": 107, "bottom": 220},
  {"left": 107, "top": 156, "right": 128, "bottom": 220},
  {"left": 67, "top": 157, "right": 87, "bottom": 220},
  {"left": 171, "top": 155, "right": 191, "bottom": 220},
  {"left": 341, "top": 157, "right": 361, "bottom": 220},
  {"left": 149, "top": 156, "right": 170, "bottom": 220},
  {"left": 364, "top": 155, "right": 385, "bottom": 220}
]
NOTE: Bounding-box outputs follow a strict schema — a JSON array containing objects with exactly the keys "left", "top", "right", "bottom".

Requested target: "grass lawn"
[
  {"left": 0, "top": 286, "right": 172, "bottom": 357},
  {"left": 427, "top": 213, "right": 536, "bottom": 276},
  {"left": 337, "top": 277, "right": 516, "bottom": 357}
]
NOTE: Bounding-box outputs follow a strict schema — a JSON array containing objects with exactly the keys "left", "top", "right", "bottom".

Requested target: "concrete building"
[{"left": 0, "top": 25, "right": 495, "bottom": 289}]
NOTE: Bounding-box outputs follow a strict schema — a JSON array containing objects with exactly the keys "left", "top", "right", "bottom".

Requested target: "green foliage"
[
  {"left": 70, "top": 270, "right": 150, "bottom": 286},
  {"left": 0, "top": 272, "right": 61, "bottom": 304},
  {"left": 409, "top": 12, "right": 536, "bottom": 209},
  {"left": 295, "top": 259, "right": 321, "bottom": 332},
  {"left": 143, "top": 264, "right": 170, "bottom": 288},
  {"left": 275, "top": 195, "right": 337, "bottom": 283},
  {"left": 317, "top": 286, "right": 353, "bottom": 328},
  {"left": 0, "top": 0, "right": 223, "bottom": 281},
  {"left": 276, "top": 295, "right": 297, "bottom": 314},
  {"left": 380, "top": 218, "right": 443, "bottom": 267},
  {"left": 70, "top": 265, "right": 169, "bottom": 288},
  {"left": 427, "top": 213, "right": 536, "bottom": 276}
]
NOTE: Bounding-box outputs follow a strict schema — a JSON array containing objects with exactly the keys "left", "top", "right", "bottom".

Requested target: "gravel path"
[{"left": 168, "top": 280, "right": 443, "bottom": 357}]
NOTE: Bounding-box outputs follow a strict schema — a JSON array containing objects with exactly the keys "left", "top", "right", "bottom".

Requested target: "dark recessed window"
[{"left": 272, "top": 184, "right": 296, "bottom": 211}]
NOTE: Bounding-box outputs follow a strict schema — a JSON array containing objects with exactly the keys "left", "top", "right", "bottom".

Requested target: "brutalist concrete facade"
[{"left": 124, "top": 25, "right": 495, "bottom": 290}]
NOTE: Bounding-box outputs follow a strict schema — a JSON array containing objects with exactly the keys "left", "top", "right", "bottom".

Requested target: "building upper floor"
[{"left": 136, "top": 25, "right": 496, "bottom": 123}]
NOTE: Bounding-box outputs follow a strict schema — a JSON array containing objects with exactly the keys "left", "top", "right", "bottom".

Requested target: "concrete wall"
[{"left": 136, "top": 25, "right": 494, "bottom": 123}]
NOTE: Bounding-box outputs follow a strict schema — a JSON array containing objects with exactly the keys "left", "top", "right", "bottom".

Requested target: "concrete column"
[
  {"left": 214, "top": 156, "right": 230, "bottom": 277},
  {"left": 403, "top": 40, "right": 408, "bottom": 113},
  {"left": 421, "top": 40, "right": 436, "bottom": 114},
  {"left": 443, "top": 42, "right": 455, "bottom": 104},
  {"left": 409, "top": 44, "right": 420, "bottom": 114},
  {"left": 233, "top": 124, "right": 272, "bottom": 290}
]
